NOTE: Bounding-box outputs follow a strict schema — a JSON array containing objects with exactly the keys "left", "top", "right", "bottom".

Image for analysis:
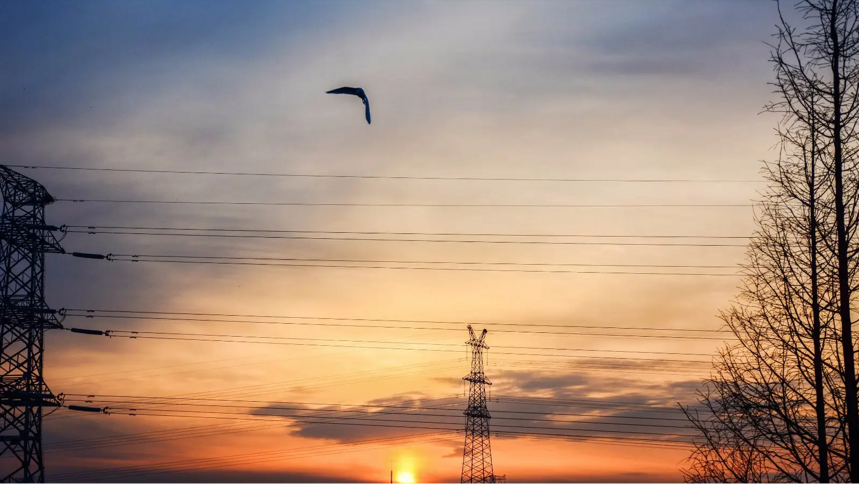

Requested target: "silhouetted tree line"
[{"left": 683, "top": 1, "right": 859, "bottom": 482}]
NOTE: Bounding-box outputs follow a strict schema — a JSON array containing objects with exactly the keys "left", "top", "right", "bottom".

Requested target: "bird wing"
[
  {"left": 327, "top": 87, "right": 360, "bottom": 96},
  {"left": 327, "top": 86, "right": 371, "bottom": 124}
]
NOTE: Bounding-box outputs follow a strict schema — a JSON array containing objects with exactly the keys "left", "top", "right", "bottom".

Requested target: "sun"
[{"left": 396, "top": 471, "right": 416, "bottom": 483}]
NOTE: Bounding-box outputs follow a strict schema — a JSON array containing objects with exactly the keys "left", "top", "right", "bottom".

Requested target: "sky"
[{"left": 0, "top": 0, "right": 784, "bottom": 482}]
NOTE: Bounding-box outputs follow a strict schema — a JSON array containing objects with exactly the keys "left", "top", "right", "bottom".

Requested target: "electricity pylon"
[
  {"left": 0, "top": 166, "right": 64, "bottom": 482},
  {"left": 461, "top": 325, "right": 497, "bottom": 483}
]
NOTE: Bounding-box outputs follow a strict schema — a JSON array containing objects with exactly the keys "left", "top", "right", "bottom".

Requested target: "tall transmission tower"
[
  {"left": 0, "top": 166, "right": 64, "bottom": 482},
  {"left": 461, "top": 325, "right": 500, "bottom": 483}
]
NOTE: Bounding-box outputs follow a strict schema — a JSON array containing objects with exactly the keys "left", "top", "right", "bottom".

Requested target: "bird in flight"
[{"left": 326, "top": 86, "right": 371, "bottom": 124}]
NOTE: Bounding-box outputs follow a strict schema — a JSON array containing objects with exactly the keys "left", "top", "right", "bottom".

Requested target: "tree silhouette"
[{"left": 683, "top": 1, "right": 859, "bottom": 481}]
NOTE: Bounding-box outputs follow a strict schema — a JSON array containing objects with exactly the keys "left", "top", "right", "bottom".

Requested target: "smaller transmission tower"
[{"left": 461, "top": 325, "right": 497, "bottom": 483}]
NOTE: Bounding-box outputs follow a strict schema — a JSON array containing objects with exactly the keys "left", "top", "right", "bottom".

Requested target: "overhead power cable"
[
  {"left": 63, "top": 312, "right": 728, "bottom": 341},
  {"left": 63, "top": 394, "right": 690, "bottom": 422},
  {"left": 98, "top": 329, "right": 714, "bottom": 357},
  {"left": 65, "top": 250, "right": 744, "bottom": 275},
  {"left": 102, "top": 253, "right": 741, "bottom": 269},
  {"left": 110, "top": 335, "right": 714, "bottom": 365},
  {"left": 53, "top": 360, "right": 466, "bottom": 418},
  {"left": 47, "top": 390, "right": 691, "bottom": 455},
  {"left": 57, "top": 198, "right": 754, "bottom": 208},
  {"left": 105, "top": 256, "right": 741, "bottom": 276},
  {"left": 58, "top": 391, "right": 693, "bottom": 422},
  {"left": 65, "top": 399, "right": 692, "bottom": 431},
  {"left": 86, "top": 329, "right": 713, "bottom": 363},
  {"left": 6, "top": 164, "right": 761, "bottom": 183},
  {"left": 121, "top": 413, "right": 695, "bottom": 448},
  {"left": 65, "top": 308, "right": 726, "bottom": 333},
  {"left": 494, "top": 395, "right": 692, "bottom": 413},
  {"left": 66, "top": 228, "right": 749, "bottom": 247},
  {"left": 66, "top": 224, "right": 752, "bottom": 239},
  {"left": 68, "top": 407, "right": 696, "bottom": 443}
]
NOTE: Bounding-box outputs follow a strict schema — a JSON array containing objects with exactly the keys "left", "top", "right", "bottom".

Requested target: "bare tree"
[
  {"left": 682, "top": 116, "right": 845, "bottom": 481},
  {"left": 807, "top": 3, "right": 859, "bottom": 477},
  {"left": 683, "top": 1, "right": 859, "bottom": 481}
]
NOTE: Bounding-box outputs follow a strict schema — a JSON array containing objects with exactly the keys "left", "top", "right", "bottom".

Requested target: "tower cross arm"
[{"left": 465, "top": 325, "right": 489, "bottom": 349}]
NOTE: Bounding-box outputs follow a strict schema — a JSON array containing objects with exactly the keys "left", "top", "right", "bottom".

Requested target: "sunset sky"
[{"left": 1, "top": 0, "right": 783, "bottom": 481}]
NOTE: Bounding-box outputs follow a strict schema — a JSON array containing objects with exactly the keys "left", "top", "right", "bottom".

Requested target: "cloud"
[{"left": 246, "top": 372, "right": 701, "bottom": 446}]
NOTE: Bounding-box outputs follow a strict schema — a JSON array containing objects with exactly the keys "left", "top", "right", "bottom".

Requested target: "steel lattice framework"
[
  {"left": 461, "top": 325, "right": 497, "bottom": 483},
  {"left": 0, "top": 166, "right": 64, "bottom": 483}
]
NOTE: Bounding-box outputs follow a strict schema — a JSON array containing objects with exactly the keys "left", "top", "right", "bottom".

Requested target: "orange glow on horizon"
[{"left": 396, "top": 471, "right": 416, "bottom": 483}]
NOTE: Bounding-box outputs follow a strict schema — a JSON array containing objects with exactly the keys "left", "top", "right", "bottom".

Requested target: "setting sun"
[{"left": 396, "top": 471, "right": 416, "bottom": 483}]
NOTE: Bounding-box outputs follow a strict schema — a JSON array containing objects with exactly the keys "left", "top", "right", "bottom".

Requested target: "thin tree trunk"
[
  {"left": 810, "top": 91, "right": 830, "bottom": 482},
  {"left": 828, "top": 2, "right": 859, "bottom": 480}
]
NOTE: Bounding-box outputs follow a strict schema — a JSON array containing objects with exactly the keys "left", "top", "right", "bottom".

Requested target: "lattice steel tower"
[
  {"left": 0, "top": 166, "right": 64, "bottom": 482},
  {"left": 461, "top": 325, "right": 496, "bottom": 483}
]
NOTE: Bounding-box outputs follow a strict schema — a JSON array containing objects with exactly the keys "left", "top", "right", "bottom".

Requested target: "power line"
[
  {"left": 96, "top": 329, "right": 713, "bottom": 357},
  {"left": 59, "top": 381, "right": 694, "bottom": 422},
  {"left": 66, "top": 228, "right": 749, "bottom": 247},
  {"left": 493, "top": 395, "right": 692, "bottom": 414},
  {"left": 106, "top": 257, "right": 742, "bottom": 276},
  {"left": 64, "top": 308, "right": 725, "bottom": 333},
  {"left": 45, "top": 361, "right": 468, "bottom": 426},
  {"left": 45, "top": 416, "right": 457, "bottom": 472},
  {"left": 98, "top": 329, "right": 712, "bottom": 357},
  {"left": 110, "top": 336, "right": 714, "bottom": 366},
  {"left": 66, "top": 225, "right": 753, "bottom": 239},
  {"left": 487, "top": 360, "right": 705, "bottom": 376},
  {"left": 55, "top": 393, "right": 686, "bottom": 430},
  {"left": 60, "top": 380, "right": 696, "bottom": 474},
  {"left": 0, "top": 168, "right": 720, "bottom": 478},
  {"left": 57, "top": 198, "right": 754, "bottom": 208},
  {"left": 102, "top": 253, "right": 740, "bottom": 269},
  {"left": 96, "top": 331, "right": 714, "bottom": 363},
  {"left": 110, "top": 412, "right": 697, "bottom": 446},
  {"left": 66, "top": 407, "right": 696, "bottom": 443},
  {"left": 48, "top": 383, "right": 696, "bottom": 462},
  {"left": 63, "top": 398, "right": 693, "bottom": 431},
  {"left": 62, "top": 394, "right": 691, "bottom": 423},
  {"left": 59, "top": 359, "right": 465, "bottom": 408},
  {"left": 496, "top": 364, "right": 705, "bottom": 377},
  {"left": 6, "top": 164, "right": 761, "bottom": 183},
  {"left": 57, "top": 395, "right": 691, "bottom": 437},
  {"left": 48, "top": 371, "right": 695, "bottom": 454},
  {"left": 63, "top": 313, "right": 729, "bottom": 341}
]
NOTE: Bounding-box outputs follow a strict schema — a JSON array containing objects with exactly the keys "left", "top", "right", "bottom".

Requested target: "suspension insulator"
[
  {"left": 68, "top": 405, "right": 104, "bottom": 413},
  {"left": 69, "top": 328, "right": 105, "bottom": 336},
  {"left": 71, "top": 252, "right": 106, "bottom": 260}
]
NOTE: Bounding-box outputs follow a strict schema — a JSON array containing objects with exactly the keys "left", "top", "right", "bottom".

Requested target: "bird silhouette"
[{"left": 326, "top": 86, "right": 371, "bottom": 124}]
